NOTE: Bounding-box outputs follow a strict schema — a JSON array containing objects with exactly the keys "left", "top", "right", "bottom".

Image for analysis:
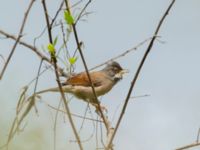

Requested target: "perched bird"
[{"left": 35, "top": 61, "right": 127, "bottom": 108}]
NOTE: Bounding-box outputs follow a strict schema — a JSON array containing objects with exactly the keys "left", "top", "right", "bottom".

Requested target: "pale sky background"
[{"left": 0, "top": 0, "right": 200, "bottom": 150}]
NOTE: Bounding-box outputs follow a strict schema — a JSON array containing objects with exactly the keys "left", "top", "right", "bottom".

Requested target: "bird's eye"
[{"left": 113, "top": 67, "right": 119, "bottom": 72}]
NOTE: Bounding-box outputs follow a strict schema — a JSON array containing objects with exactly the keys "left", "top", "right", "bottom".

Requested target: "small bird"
[{"left": 35, "top": 61, "right": 127, "bottom": 108}]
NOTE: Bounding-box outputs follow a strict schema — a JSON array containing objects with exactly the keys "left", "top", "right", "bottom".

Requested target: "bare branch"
[
  {"left": 50, "top": 0, "right": 65, "bottom": 28},
  {"left": 175, "top": 128, "right": 200, "bottom": 150},
  {"left": 46, "top": 102, "right": 103, "bottom": 122},
  {"left": 32, "top": 59, "right": 44, "bottom": 114},
  {"left": 196, "top": 128, "right": 200, "bottom": 143},
  {"left": 41, "top": 0, "right": 83, "bottom": 149},
  {"left": 0, "top": 54, "right": 5, "bottom": 64},
  {"left": 106, "top": 0, "right": 176, "bottom": 149},
  {"left": 64, "top": 0, "right": 111, "bottom": 133},
  {"left": 75, "top": 0, "right": 92, "bottom": 25},
  {"left": 175, "top": 143, "right": 200, "bottom": 150},
  {"left": 0, "top": 29, "right": 68, "bottom": 77},
  {"left": 90, "top": 36, "right": 158, "bottom": 71},
  {"left": 0, "top": 0, "right": 35, "bottom": 80}
]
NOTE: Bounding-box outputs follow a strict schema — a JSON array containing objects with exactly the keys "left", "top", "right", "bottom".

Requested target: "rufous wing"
[{"left": 62, "top": 72, "right": 104, "bottom": 87}]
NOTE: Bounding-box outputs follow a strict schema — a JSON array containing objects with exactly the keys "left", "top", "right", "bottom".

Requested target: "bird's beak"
[
  {"left": 119, "top": 69, "right": 129, "bottom": 75},
  {"left": 115, "top": 69, "right": 129, "bottom": 79}
]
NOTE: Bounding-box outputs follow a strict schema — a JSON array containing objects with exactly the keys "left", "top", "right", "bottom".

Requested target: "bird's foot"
[{"left": 93, "top": 103, "right": 108, "bottom": 114}]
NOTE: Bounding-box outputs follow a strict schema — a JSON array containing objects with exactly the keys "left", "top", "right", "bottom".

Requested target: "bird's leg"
[{"left": 90, "top": 102, "right": 108, "bottom": 114}]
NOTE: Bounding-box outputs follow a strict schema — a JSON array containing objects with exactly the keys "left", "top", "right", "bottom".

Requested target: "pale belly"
[{"left": 70, "top": 81, "right": 114, "bottom": 101}]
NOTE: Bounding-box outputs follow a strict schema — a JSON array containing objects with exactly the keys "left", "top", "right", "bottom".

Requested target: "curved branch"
[
  {"left": 0, "top": 0, "right": 36, "bottom": 80},
  {"left": 106, "top": 0, "right": 176, "bottom": 149},
  {"left": 64, "top": 0, "right": 110, "bottom": 133},
  {"left": 0, "top": 29, "right": 68, "bottom": 77},
  {"left": 42, "top": 0, "right": 83, "bottom": 149}
]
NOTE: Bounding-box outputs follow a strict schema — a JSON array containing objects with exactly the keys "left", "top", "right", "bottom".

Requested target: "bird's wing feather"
[{"left": 63, "top": 72, "right": 104, "bottom": 87}]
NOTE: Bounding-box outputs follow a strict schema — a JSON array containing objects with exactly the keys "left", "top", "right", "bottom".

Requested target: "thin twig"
[
  {"left": 175, "top": 128, "right": 200, "bottom": 150},
  {"left": 90, "top": 36, "right": 158, "bottom": 71},
  {"left": 75, "top": 0, "right": 92, "bottom": 25},
  {"left": 4, "top": 95, "right": 37, "bottom": 150},
  {"left": 70, "top": 106, "right": 96, "bottom": 143},
  {"left": 0, "top": 29, "right": 68, "bottom": 77},
  {"left": 53, "top": 100, "right": 62, "bottom": 150},
  {"left": 78, "top": 104, "right": 90, "bottom": 132},
  {"left": 130, "top": 94, "right": 150, "bottom": 99},
  {"left": 105, "top": 0, "right": 176, "bottom": 149},
  {"left": 176, "top": 143, "right": 200, "bottom": 150},
  {"left": 50, "top": 0, "right": 65, "bottom": 28},
  {"left": 0, "top": 30, "right": 156, "bottom": 77},
  {"left": 0, "top": 0, "right": 35, "bottom": 80},
  {"left": 0, "top": 54, "right": 5, "bottom": 64},
  {"left": 47, "top": 103, "right": 103, "bottom": 122},
  {"left": 60, "top": 20, "right": 71, "bottom": 60},
  {"left": 111, "top": 94, "right": 150, "bottom": 123},
  {"left": 71, "top": 0, "right": 84, "bottom": 8},
  {"left": 27, "top": 65, "right": 52, "bottom": 86},
  {"left": 196, "top": 128, "right": 200, "bottom": 143},
  {"left": 32, "top": 59, "right": 44, "bottom": 114},
  {"left": 96, "top": 116, "right": 99, "bottom": 149},
  {"left": 41, "top": 0, "right": 83, "bottom": 149},
  {"left": 64, "top": 0, "right": 110, "bottom": 133}
]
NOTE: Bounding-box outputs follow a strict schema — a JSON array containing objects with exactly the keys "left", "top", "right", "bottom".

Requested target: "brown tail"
[
  {"left": 36, "top": 87, "right": 61, "bottom": 95},
  {"left": 36, "top": 85, "right": 73, "bottom": 95}
]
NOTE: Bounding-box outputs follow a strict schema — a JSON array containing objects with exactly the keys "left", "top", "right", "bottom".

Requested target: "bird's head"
[{"left": 102, "top": 61, "right": 128, "bottom": 82}]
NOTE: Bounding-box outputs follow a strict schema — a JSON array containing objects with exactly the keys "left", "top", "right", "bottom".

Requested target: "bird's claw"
[{"left": 94, "top": 104, "right": 108, "bottom": 115}]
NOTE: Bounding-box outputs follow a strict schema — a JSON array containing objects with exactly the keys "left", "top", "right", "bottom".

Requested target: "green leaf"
[
  {"left": 53, "top": 36, "right": 58, "bottom": 46},
  {"left": 47, "top": 43, "right": 55, "bottom": 54},
  {"left": 69, "top": 57, "right": 78, "bottom": 65},
  {"left": 64, "top": 10, "right": 74, "bottom": 25}
]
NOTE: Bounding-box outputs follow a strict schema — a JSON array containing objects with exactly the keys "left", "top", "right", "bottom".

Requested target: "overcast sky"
[{"left": 0, "top": 0, "right": 200, "bottom": 150}]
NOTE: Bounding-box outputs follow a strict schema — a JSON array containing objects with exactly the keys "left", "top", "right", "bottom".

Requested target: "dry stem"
[
  {"left": 0, "top": 0, "right": 36, "bottom": 80},
  {"left": 106, "top": 0, "right": 176, "bottom": 149}
]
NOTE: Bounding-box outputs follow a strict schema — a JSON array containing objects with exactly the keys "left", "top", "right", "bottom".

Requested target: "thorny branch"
[{"left": 106, "top": 0, "right": 176, "bottom": 149}]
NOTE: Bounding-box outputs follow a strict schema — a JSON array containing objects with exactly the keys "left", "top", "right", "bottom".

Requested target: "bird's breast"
[{"left": 69, "top": 79, "right": 115, "bottom": 100}]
